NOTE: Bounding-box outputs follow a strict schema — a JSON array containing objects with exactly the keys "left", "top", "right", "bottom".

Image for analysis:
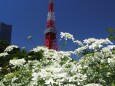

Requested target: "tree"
[{"left": 0, "top": 40, "right": 9, "bottom": 53}]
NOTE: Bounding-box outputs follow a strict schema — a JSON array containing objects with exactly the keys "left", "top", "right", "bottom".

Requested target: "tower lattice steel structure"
[{"left": 44, "top": 0, "right": 58, "bottom": 50}]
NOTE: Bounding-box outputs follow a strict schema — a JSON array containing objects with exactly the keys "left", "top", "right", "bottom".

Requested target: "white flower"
[
  {"left": 55, "top": 72, "right": 67, "bottom": 78},
  {"left": 11, "top": 77, "right": 18, "bottom": 82},
  {"left": 89, "top": 43, "right": 103, "bottom": 50},
  {"left": 60, "top": 32, "right": 74, "bottom": 40},
  {"left": 0, "top": 52, "right": 8, "bottom": 57},
  {"left": 74, "top": 46, "right": 88, "bottom": 54},
  {"left": 9, "top": 58, "right": 26, "bottom": 67},
  {"left": 96, "top": 38, "right": 112, "bottom": 45},
  {"left": 105, "top": 38, "right": 113, "bottom": 44},
  {"left": 73, "top": 40, "right": 83, "bottom": 46},
  {"left": 108, "top": 57, "right": 115, "bottom": 67},
  {"left": 31, "top": 46, "right": 48, "bottom": 53},
  {"left": 58, "top": 51, "right": 72, "bottom": 60},
  {"left": 102, "top": 47, "right": 111, "bottom": 53},
  {"left": 88, "top": 38, "right": 112, "bottom": 50},
  {"left": 75, "top": 73, "right": 87, "bottom": 81},
  {"left": 45, "top": 78, "right": 55, "bottom": 85},
  {"left": 64, "top": 84, "right": 76, "bottom": 86},
  {"left": 84, "top": 83, "right": 102, "bottom": 86},
  {"left": 38, "top": 68, "right": 52, "bottom": 78},
  {"left": 44, "top": 49, "right": 57, "bottom": 59},
  {"left": 100, "top": 59, "right": 106, "bottom": 63},
  {"left": 107, "top": 45, "right": 115, "bottom": 49},
  {"left": 31, "top": 72, "right": 39, "bottom": 81},
  {"left": 101, "top": 47, "right": 112, "bottom": 57},
  {"left": 94, "top": 52, "right": 104, "bottom": 58},
  {"left": 94, "top": 52, "right": 105, "bottom": 62},
  {"left": 83, "top": 38, "right": 96, "bottom": 44},
  {"left": 4, "top": 45, "right": 18, "bottom": 52}
]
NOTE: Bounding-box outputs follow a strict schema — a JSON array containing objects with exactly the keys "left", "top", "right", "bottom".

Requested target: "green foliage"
[
  {"left": 0, "top": 40, "right": 9, "bottom": 53},
  {"left": 112, "top": 82, "right": 115, "bottom": 86},
  {"left": 4, "top": 71, "right": 21, "bottom": 80},
  {"left": 27, "top": 50, "right": 44, "bottom": 60},
  {"left": 107, "top": 28, "right": 115, "bottom": 40},
  {"left": 2, "top": 68, "right": 32, "bottom": 86},
  {"left": 1, "top": 48, "right": 26, "bottom": 66},
  {"left": 0, "top": 47, "right": 28, "bottom": 77}
]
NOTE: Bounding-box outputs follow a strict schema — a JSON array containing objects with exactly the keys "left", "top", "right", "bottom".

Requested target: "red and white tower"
[{"left": 44, "top": 0, "right": 58, "bottom": 50}]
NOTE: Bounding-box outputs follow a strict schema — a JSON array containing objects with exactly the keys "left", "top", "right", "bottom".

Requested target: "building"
[
  {"left": 0, "top": 22, "right": 12, "bottom": 44},
  {"left": 44, "top": 0, "right": 58, "bottom": 50}
]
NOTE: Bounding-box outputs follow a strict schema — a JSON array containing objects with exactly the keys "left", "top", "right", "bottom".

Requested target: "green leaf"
[
  {"left": 111, "top": 82, "right": 115, "bottom": 86},
  {"left": 107, "top": 28, "right": 115, "bottom": 32}
]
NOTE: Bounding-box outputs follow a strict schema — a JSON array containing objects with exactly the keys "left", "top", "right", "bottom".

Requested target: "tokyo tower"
[{"left": 44, "top": 0, "right": 58, "bottom": 50}]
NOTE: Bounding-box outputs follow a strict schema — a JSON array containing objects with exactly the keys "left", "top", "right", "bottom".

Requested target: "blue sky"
[{"left": 0, "top": 0, "right": 115, "bottom": 50}]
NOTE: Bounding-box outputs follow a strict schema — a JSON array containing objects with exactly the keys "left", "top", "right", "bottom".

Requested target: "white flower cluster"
[
  {"left": 4, "top": 45, "right": 18, "bottom": 52},
  {"left": 31, "top": 72, "right": 39, "bottom": 81},
  {"left": 83, "top": 38, "right": 97, "bottom": 44},
  {"left": 101, "top": 47, "right": 112, "bottom": 57},
  {"left": 79, "top": 38, "right": 113, "bottom": 53},
  {"left": 108, "top": 57, "right": 115, "bottom": 67},
  {"left": 83, "top": 38, "right": 112, "bottom": 45},
  {"left": 88, "top": 38, "right": 113, "bottom": 50},
  {"left": 74, "top": 46, "right": 88, "bottom": 54},
  {"left": 107, "top": 45, "right": 115, "bottom": 49},
  {"left": 60, "top": 32, "right": 113, "bottom": 52},
  {"left": 84, "top": 83, "right": 102, "bottom": 86},
  {"left": 31, "top": 46, "right": 73, "bottom": 61},
  {"left": 0, "top": 52, "right": 8, "bottom": 57},
  {"left": 9, "top": 58, "right": 26, "bottom": 67},
  {"left": 73, "top": 40, "right": 83, "bottom": 46},
  {"left": 60, "top": 32, "right": 74, "bottom": 40},
  {"left": 30, "top": 59, "right": 87, "bottom": 85},
  {"left": 31, "top": 46, "right": 48, "bottom": 53},
  {"left": 57, "top": 51, "right": 73, "bottom": 60},
  {"left": 28, "top": 46, "right": 87, "bottom": 85},
  {"left": 0, "top": 32, "right": 115, "bottom": 86}
]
